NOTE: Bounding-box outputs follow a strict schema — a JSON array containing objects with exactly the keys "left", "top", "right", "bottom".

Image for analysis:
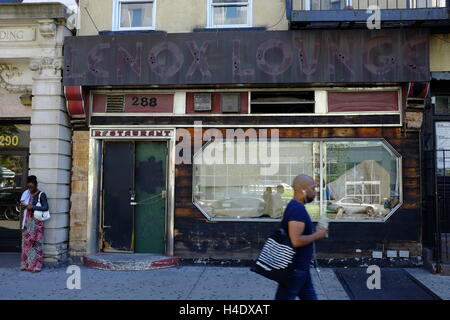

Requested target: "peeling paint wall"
[
  {"left": 430, "top": 34, "right": 450, "bottom": 72},
  {"left": 69, "top": 130, "right": 89, "bottom": 258},
  {"left": 174, "top": 126, "right": 422, "bottom": 261}
]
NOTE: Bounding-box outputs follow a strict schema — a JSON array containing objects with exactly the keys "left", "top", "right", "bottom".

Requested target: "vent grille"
[
  {"left": 106, "top": 95, "right": 125, "bottom": 113},
  {"left": 221, "top": 93, "right": 241, "bottom": 113},
  {"left": 194, "top": 93, "right": 212, "bottom": 111}
]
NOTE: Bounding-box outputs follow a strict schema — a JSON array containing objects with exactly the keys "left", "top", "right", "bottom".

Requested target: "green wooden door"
[{"left": 134, "top": 141, "right": 167, "bottom": 254}]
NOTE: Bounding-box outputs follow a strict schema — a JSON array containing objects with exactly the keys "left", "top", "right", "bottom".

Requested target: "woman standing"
[{"left": 20, "top": 175, "right": 49, "bottom": 273}]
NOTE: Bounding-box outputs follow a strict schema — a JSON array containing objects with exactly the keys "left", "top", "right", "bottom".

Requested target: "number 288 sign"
[{"left": 124, "top": 94, "right": 174, "bottom": 113}]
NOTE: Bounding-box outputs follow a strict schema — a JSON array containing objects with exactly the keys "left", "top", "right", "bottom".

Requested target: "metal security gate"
[
  {"left": 435, "top": 149, "right": 450, "bottom": 268},
  {"left": 423, "top": 149, "right": 450, "bottom": 272}
]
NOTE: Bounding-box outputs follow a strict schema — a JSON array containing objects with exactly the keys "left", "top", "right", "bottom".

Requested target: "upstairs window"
[
  {"left": 208, "top": 0, "right": 252, "bottom": 28},
  {"left": 434, "top": 96, "right": 450, "bottom": 115},
  {"left": 114, "top": 0, "right": 156, "bottom": 31}
]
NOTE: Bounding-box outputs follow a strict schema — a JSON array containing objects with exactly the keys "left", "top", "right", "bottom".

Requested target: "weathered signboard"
[
  {"left": 0, "top": 28, "right": 36, "bottom": 42},
  {"left": 64, "top": 29, "right": 429, "bottom": 86}
]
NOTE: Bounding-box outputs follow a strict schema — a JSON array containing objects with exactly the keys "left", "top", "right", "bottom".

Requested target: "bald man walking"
[{"left": 275, "top": 174, "right": 328, "bottom": 300}]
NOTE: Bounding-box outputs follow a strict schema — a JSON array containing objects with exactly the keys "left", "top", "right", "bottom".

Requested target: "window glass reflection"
[
  {"left": 193, "top": 140, "right": 401, "bottom": 221},
  {"left": 325, "top": 141, "right": 400, "bottom": 220},
  {"left": 120, "top": 1, "right": 154, "bottom": 28}
]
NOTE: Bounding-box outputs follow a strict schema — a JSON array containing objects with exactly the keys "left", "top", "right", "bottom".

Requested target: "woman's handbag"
[
  {"left": 33, "top": 192, "right": 51, "bottom": 221},
  {"left": 250, "top": 227, "right": 296, "bottom": 283}
]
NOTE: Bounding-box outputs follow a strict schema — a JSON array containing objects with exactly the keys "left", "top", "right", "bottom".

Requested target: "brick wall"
[{"left": 69, "top": 130, "right": 89, "bottom": 258}]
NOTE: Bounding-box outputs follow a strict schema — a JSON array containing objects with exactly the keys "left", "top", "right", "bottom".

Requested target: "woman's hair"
[{"left": 26, "top": 175, "right": 38, "bottom": 186}]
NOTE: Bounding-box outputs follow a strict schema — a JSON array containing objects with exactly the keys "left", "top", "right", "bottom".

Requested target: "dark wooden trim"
[
  {"left": 174, "top": 125, "right": 422, "bottom": 258},
  {"left": 90, "top": 114, "right": 401, "bottom": 126},
  {"left": 0, "top": 118, "right": 31, "bottom": 125},
  {"left": 291, "top": 8, "right": 450, "bottom": 23}
]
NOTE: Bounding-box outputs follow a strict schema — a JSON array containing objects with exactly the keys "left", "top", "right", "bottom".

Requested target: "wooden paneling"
[
  {"left": 328, "top": 91, "right": 399, "bottom": 112},
  {"left": 173, "top": 126, "right": 423, "bottom": 259},
  {"left": 90, "top": 114, "right": 401, "bottom": 126}
]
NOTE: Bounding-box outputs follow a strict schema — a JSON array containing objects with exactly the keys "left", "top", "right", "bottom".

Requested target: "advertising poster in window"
[{"left": 436, "top": 122, "right": 450, "bottom": 172}]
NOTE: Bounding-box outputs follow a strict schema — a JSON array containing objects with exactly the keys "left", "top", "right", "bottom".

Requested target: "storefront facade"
[
  {"left": 422, "top": 33, "right": 450, "bottom": 272},
  {"left": 65, "top": 27, "right": 428, "bottom": 265}
]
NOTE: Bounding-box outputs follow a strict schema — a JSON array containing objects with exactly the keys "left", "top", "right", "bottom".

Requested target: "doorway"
[
  {"left": 101, "top": 140, "right": 168, "bottom": 254},
  {"left": 0, "top": 150, "right": 28, "bottom": 252}
]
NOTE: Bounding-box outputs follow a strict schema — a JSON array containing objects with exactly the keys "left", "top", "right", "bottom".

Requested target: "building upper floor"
[
  {"left": 76, "top": 0, "right": 449, "bottom": 35},
  {"left": 1, "top": 0, "right": 448, "bottom": 34},
  {"left": 289, "top": 0, "right": 450, "bottom": 28},
  {"left": 78, "top": 0, "right": 289, "bottom": 35}
]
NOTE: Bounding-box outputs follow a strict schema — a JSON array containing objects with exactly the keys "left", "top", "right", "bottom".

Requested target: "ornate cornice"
[
  {"left": 38, "top": 20, "right": 57, "bottom": 39},
  {"left": 0, "top": 4, "right": 68, "bottom": 20},
  {"left": 0, "top": 64, "right": 31, "bottom": 93},
  {"left": 29, "top": 57, "right": 63, "bottom": 77}
]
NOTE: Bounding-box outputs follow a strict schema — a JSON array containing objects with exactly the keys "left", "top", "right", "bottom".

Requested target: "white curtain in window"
[
  {"left": 211, "top": 0, "right": 249, "bottom": 26},
  {"left": 120, "top": 1, "right": 154, "bottom": 28}
]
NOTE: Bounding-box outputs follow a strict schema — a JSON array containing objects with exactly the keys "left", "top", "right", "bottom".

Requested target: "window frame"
[
  {"left": 89, "top": 87, "right": 402, "bottom": 122},
  {"left": 113, "top": 0, "right": 157, "bottom": 31},
  {"left": 207, "top": 0, "right": 253, "bottom": 29},
  {"left": 433, "top": 95, "right": 450, "bottom": 115},
  {"left": 192, "top": 138, "right": 403, "bottom": 223}
]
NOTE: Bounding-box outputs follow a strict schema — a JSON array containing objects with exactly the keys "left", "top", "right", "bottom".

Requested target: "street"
[{"left": 1, "top": 253, "right": 449, "bottom": 300}]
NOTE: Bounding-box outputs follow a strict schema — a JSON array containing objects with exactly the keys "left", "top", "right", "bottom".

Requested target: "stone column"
[{"left": 29, "top": 45, "right": 72, "bottom": 265}]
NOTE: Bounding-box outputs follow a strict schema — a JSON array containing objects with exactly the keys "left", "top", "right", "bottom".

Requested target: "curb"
[{"left": 82, "top": 255, "right": 179, "bottom": 271}]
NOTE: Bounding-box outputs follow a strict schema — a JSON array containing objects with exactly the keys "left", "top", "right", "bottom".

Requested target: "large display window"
[
  {"left": 0, "top": 124, "right": 30, "bottom": 251},
  {"left": 193, "top": 139, "right": 402, "bottom": 222}
]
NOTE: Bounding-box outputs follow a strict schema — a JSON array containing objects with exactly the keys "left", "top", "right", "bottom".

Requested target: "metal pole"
[
  {"left": 444, "top": 150, "right": 448, "bottom": 263},
  {"left": 435, "top": 149, "right": 442, "bottom": 273}
]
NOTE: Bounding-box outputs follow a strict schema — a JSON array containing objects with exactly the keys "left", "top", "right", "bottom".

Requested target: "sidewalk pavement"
[
  {"left": 405, "top": 268, "right": 450, "bottom": 300},
  {"left": 0, "top": 253, "right": 448, "bottom": 300}
]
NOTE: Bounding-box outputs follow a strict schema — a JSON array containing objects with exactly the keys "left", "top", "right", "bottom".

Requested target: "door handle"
[
  {"left": 129, "top": 188, "right": 136, "bottom": 206},
  {"left": 161, "top": 191, "right": 167, "bottom": 199}
]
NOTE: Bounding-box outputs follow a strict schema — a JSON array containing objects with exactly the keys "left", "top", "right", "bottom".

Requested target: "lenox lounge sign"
[{"left": 64, "top": 29, "right": 430, "bottom": 86}]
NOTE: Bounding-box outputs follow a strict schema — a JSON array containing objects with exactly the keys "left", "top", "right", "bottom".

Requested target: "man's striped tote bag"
[{"left": 250, "top": 228, "right": 296, "bottom": 283}]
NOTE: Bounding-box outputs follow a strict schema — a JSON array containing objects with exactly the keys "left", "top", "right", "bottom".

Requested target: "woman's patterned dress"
[{"left": 20, "top": 193, "right": 44, "bottom": 272}]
